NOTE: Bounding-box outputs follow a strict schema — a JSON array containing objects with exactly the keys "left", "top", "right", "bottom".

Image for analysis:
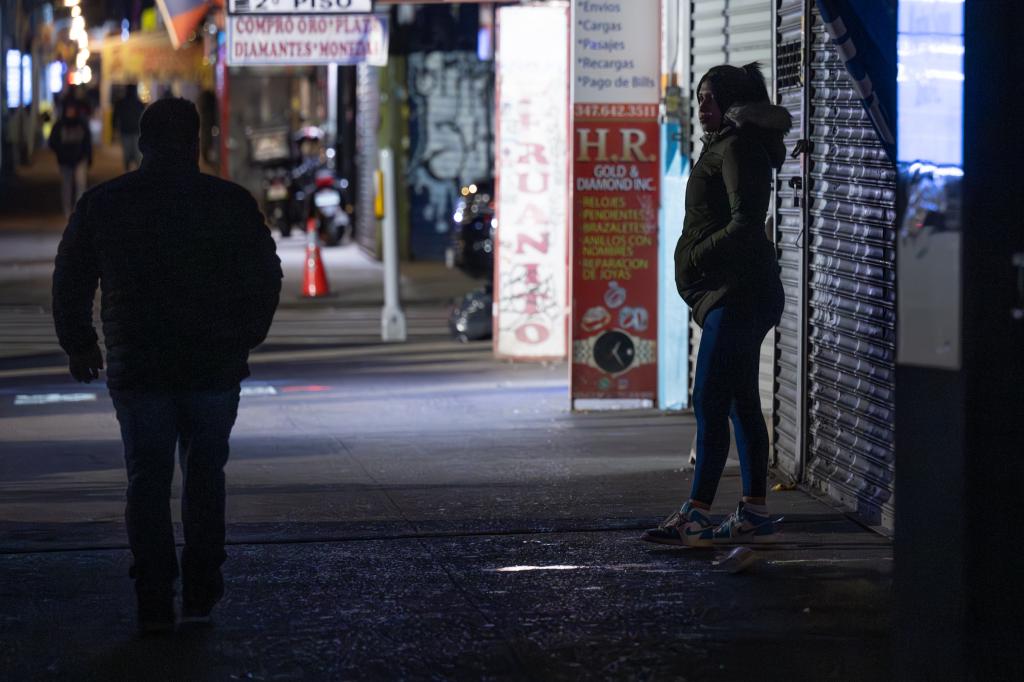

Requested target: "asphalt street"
[{"left": 0, "top": 153, "right": 893, "bottom": 681}]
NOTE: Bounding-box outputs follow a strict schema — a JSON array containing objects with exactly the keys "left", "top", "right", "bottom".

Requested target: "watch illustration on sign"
[
  {"left": 594, "top": 330, "right": 634, "bottom": 373},
  {"left": 572, "top": 329, "right": 655, "bottom": 376}
]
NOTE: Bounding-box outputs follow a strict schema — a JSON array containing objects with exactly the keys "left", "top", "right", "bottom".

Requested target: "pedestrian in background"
[
  {"left": 113, "top": 84, "right": 145, "bottom": 171},
  {"left": 48, "top": 100, "right": 92, "bottom": 218},
  {"left": 642, "top": 62, "right": 789, "bottom": 547},
  {"left": 52, "top": 97, "right": 283, "bottom": 633}
]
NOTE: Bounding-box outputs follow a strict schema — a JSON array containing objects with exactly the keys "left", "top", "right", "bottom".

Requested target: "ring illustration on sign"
[
  {"left": 618, "top": 306, "right": 648, "bottom": 332},
  {"left": 604, "top": 280, "right": 627, "bottom": 309},
  {"left": 581, "top": 306, "right": 612, "bottom": 333}
]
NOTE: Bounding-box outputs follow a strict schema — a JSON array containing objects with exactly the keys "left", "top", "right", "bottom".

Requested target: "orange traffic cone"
[{"left": 302, "top": 218, "right": 330, "bottom": 298}]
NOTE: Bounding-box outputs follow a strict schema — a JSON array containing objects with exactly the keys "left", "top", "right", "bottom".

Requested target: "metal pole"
[
  {"left": 379, "top": 147, "right": 406, "bottom": 342},
  {"left": 327, "top": 63, "right": 339, "bottom": 163}
]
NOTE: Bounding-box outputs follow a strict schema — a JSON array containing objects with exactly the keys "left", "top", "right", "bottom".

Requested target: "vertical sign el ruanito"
[
  {"left": 570, "top": 0, "right": 661, "bottom": 404},
  {"left": 493, "top": 4, "right": 571, "bottom": 360}
]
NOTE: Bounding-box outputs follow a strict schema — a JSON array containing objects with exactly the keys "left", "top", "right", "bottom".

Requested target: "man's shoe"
[
  {"left": 179, "top": 604, "right": 214, "bottom": 626},
  {"left": 180, "top": 559, "right": 223, "bottom": 626},
  {"left": 138, "top": 600, "right": 176, "bottom": 635},
  {"left": 713, "top": 501, "right": 778, "bottom": 543},
  {"left": 641, "top": 502, "right": 714, "bottom": 547}
]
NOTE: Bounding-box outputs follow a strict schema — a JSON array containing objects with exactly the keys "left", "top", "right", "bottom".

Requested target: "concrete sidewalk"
[
  {"left": 0, "top": 342, "right": 893, "bottom": 681},
  {"left": 0, "top": 144, "right": 892, "bottom": 681},
  {"left": 0, "top": 144, "right": 218, "bottom": 234},
  {"left": 0, "top": 235, "right": 478, "bottom": 364},
  {"left": 0, "top": 177, "right": 480, "bottom": 363},
  {"left": 0, "top": 146, "right": 127, "bottom": 234}
]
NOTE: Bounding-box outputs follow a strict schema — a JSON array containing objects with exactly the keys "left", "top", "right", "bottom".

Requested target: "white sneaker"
[{"left": 641, "top": 502, "right": 714, "bottom": 547}]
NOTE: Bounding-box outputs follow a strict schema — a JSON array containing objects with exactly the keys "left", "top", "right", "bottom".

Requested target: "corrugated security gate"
[
  {"left": 687, "top": 0, "right": 775, "bottom": 417},
  {"left": 805, "top": 4, "right": 896, "bottom": 528},
  {"left": 771, "top": 0, "right": 806, "bottom": 482},
  {"left": 771, "top": 1, "right": 897, "bottom": 529}
]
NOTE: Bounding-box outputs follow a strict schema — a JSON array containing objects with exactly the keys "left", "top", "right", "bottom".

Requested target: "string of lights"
[{"left": 64, "top": 0, "right": 91, "bottom": 84}]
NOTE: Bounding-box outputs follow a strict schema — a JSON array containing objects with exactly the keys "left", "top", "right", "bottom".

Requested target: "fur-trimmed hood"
[
  {"left": 724, "top": 102, "right": 793, "bottom": 133},
  {"left": 704, "top": 101, "right": 792, "bottom": 170}
]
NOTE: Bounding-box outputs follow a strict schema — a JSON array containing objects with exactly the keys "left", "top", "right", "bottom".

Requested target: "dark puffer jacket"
[
  {"left": 53, "top": 156, "right": 283, "bottom": 390},
  {"left": 675, "top": 102, "right": 791, "bottom": 327},
  {"left": 48, "top": 117, "right": 92, "bottom": 167}
]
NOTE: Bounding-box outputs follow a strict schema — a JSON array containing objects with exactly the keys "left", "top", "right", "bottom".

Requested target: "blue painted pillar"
[{"left": 657, "top": 120, "right": 690, "bottom": 410}]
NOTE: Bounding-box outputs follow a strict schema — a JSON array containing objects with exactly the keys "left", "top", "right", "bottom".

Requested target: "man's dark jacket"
[
  {"left": 675, "top": 102, "right": 791, "bottom": 327},
  {"left": 48, "top": 117, "right": 92, "bottom": 167},
  {"left": 53, "top": 155, "right": 283, "bottom": 390}
]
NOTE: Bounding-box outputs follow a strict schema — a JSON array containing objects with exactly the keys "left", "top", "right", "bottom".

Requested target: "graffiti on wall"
[{"left": 407, "top": 51, "right": 494, "bottom": 260}]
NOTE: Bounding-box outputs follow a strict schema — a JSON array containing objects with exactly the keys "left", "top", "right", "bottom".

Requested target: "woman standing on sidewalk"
[
  {"left": 48, "top": 100, "right": 92, "bottom": 218},
  {"left": 642, "top": 63, "right": 790, "bottom": 547}
]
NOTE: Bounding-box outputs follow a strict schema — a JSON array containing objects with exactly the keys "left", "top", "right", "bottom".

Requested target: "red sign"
[
  {"left": 570, "top": 0, "right": 660, "bottom": 404},
  {"left": 571, "top": 115, "right": 659, "bottom": 399}
]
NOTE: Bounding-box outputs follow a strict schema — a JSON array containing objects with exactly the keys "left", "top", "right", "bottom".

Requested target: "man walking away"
[
  {"left": 52, "top": 98, "right": 283, "bottom": 634},
  {"left": 113, "top": 84, "right": 145, "bottom": 171},
  {"left": 48, "top": 100, "right": 92, "bottom": 218}
]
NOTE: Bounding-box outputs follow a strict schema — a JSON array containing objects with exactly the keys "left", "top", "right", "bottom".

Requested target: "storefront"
[
  {"left": 99, "top": 30, "right": 214, "bottom": 147},
  {"left": 770, "top": 0, "right": 897, "bottom": 529},
  {"left": 669, "top": 0, "right": 899, "bottom": 531},
  {"left": 684, "top": 0, "right": 777, "bottom": 460}
]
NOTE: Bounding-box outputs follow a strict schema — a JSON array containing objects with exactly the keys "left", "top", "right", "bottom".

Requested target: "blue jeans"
[
  {"left": 110, "top": 385, "right": 240, "bottom": 605},
  {"left": 690, "top": 293, "right": 783, "bottom": 505},
  {"left": 120, "top": 132, "right": 141, "bottom": 171}
]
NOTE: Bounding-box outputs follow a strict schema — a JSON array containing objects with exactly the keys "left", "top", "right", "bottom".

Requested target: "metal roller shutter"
[
  {"left": 771, "top": 0, "right": 806, "bottom": 480},
  {"left": 688, "top": 0, "right": 773, "bottom": 160},
  {"left": 730, "top": 0, "right": 777, "bottom": 417},
  {"left": 687, "top": 0, "right": 726, "bottom": 401},
  {"left": 689, "top": 0, "right": 727, "bottom": 162},
  {"left": 687, "top": 1, "right": 775, "bottom": 431},
  {"left": 805, "top": 7, "right": 896, "bottom": 529}
]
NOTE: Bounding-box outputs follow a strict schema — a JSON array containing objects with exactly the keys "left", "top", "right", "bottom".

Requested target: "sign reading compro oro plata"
[
  {"left": 227, "top": 0, "right": 373, "bottom": 15},
  {"left": 226, "top": 14, "right": 388, "bottom": 66}
]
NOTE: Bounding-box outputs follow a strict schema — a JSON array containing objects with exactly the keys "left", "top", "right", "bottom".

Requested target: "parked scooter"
[
  {"left": 446, "top": 181, "right": 495, "bottom": 342},
  {"left": 308, "top": 168, "right": 353, "bottom": 247},
  {"left": 446, "top": 180, "right": 495, "bottom": 278},
  {"left": 291, "top": 126, "right": 354, "bottom": 246},
  {"left": 262, "top": 165, "right": 292, "bottom": 236},
  {"left": 248, "top": 127, "right": 295, "bottom": 236}
]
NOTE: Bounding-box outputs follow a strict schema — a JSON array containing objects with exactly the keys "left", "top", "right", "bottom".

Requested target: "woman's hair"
[{"left": 697, "top": 62, "right": 770, "bottom": 113}]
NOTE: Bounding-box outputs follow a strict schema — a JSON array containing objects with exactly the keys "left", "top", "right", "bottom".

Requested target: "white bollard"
[{"left": 379, "top": 148, "right": 407, "bottom": 342}]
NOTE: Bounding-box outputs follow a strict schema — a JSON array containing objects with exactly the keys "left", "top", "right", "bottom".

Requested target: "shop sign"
[
  {"left": 493, "top": 4, "right": 571, "bottom": 360},
  {"left": 228, "top": 0, "right": 372, "bottom": 15},
  {"left": 226, "top": 14, "right": 388, "bottom": 66},
  {"left": 570, "top": 0, "right": 660, "bottom": 403},
  {"left": 101, "top": 32, "right": 211, "bottom": 87}
]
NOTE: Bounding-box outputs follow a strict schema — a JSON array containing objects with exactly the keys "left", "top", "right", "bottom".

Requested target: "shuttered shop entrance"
[
  {"left": 804, "top": 7, "right": 897, "bottom": 529},
  {"left": 771, "top": 0, "right": 806, "bottom": 482},
  {"left": 687, "top": 0, "right": 775, "bottom": 420}
]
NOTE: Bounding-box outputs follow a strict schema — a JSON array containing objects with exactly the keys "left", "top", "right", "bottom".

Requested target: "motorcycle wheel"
[{"left": 320, "top": 220, "right": 342, "bottom": 247}]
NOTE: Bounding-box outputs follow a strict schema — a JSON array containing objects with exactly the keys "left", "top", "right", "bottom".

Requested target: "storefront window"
[
  {"left": 6, "top": 50, "right": 21, "bottom": 108},
  {"left": 897, "top": 0, "right": 964, "bottom": 167},
  {"left": 20, "top": 54, "right": 31, "bottom": 106}
]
